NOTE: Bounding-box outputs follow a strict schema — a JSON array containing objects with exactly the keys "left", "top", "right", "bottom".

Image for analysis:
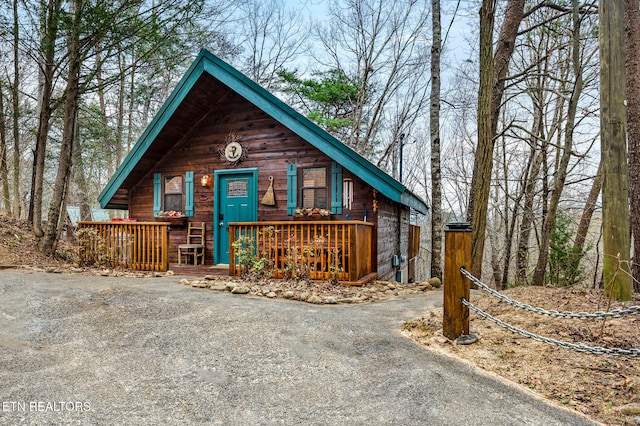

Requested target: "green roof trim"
[{"left": 99, "top": 49, "right": 428, "bottom": 215}]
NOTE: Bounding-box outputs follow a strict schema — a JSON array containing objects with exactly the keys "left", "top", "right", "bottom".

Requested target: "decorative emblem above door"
[
  {"left": 220, "top": 132, "right": 246, "bottom": 165},
  {"left": 224, "top": 141, "right": 243, "bottom": 162}
]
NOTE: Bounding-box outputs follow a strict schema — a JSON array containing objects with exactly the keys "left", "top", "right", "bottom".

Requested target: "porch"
[
  {"left": 77, "top": 220, "right": 376, "bottom": 284},
  {"left": 229, "top": 221, "right": 376, "bottom": 285},
  {"left": 78, "top": 221, "right": 169, "bottom": 271}
]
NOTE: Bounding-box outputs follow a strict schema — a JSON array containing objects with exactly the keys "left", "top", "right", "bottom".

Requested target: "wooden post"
[
  {"left": 229, "top": 224, "right": 237, "bottom": 276},
  {"left": 443, "top": 222, "right": 472, "bottom": 340},
  {"left": 600, "top": 0, "right": 632, "bottom": 301}
]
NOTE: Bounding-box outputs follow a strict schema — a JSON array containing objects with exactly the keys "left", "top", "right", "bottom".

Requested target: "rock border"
[
  {"left": 19, "top": 264, "right": 441, "bottom": 305},
  {"left": 178, "top": 275, "right": 440, "bottom": 305}
]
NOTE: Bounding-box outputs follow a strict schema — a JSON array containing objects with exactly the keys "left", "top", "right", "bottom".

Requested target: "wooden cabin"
[{"left": 83, "top": 49, "right": 427, "bottom": 284}]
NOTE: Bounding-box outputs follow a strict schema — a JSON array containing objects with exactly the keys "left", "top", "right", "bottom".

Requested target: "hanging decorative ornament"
[
  {"left": 219, "top": 132, "right": 246, "bottom": 165},
  {"left": 261, "top": 176, "right": 276, "bottom": 206}
]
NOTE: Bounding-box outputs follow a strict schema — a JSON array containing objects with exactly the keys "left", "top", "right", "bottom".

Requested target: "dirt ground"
[
  {"left": 403, "top": 286, "right": 640, "bottom": 426},
  {"left": 0, "top": 217, "right": 70, "bottom": 268},
  {"left": 2, "top": 216, "right": 638, "bottom": 425}
]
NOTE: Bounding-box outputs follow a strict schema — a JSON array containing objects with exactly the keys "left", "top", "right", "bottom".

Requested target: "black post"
[{"left": 398, "top": 133, "right": 405, "bottom": 184}]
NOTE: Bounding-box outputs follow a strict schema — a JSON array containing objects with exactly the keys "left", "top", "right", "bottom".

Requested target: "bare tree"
[
  {"left": 430, "top": 0, "right": 442, "bottom": 281},
  {"left": 313, "top": 0, "right": 431, "bottom": 160},
  {"left": 10, "top": 0, "right": 20, "bottom": 218},
  {"left": 30, "top": 0, "right": 61, "bottom": 235},
  {"left": 0, "top": 83, "right": 10, "bottom": 213},
  {"left": 468, "top": 0, "right": 496, "bottom": 279},
  {"left": 568, "top": 162, "right": 602, "bottom": 285},
  {"left": 41, "top": 0, "right": 82, "bottom": 255},
  {"left": 233, "top": 0, "right": 307, "bottom": 88},
  {"left": 531, "top": 0, "right": 587, "bottom": 286}
]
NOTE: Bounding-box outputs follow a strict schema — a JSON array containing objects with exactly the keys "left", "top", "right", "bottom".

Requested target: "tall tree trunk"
[
  {"left": 127, "top": 57, "right": 136, "bottom": 153},
  {"left": 11, "top": 0, "right": 21, "bottom": 218},
  {"left": 567, "top": 162, "right": 602, "bottom": 285},
  {"left": 430, "top": 0, "right": 443, "bottom": 281},
  {"left": 31, "top": 0, "right": 60, "bottom": 235},
  {"left": 490, "top": 0, "right": 524, "bottom": 136},
  {"left": 489, "top": 222, "right": 503, "bottom": 287},
  {"left": 41, "top": 0, "right": 82, "bottom": 255},
  {"left": 115, "top": 52, "right": 126, "bottom": 170},
  {"left": 625, "top": 0, "right": 640, "bottom": 292},
  {"left": 532, "top": 0, "right": 584, "bottom": 286},
  {"left": 500, "top": 135, "right": 531, "bottom": 290},
  {"left": 72, "top": 131, "right": 91, "bottom": 222},
  {"left": 469, "top": 0, "right": 524, "bottom": 278},
  {"left": 515, "top": 149, "right": 543, "bottom": 286},
  {"left": 96, "top": 47, "right": 114, "bottom": 176},
  {"left": 600, "top": 0, "right": 632, "bottom": 300},
  {"left": 515, "top": 90, "right": 545, "bottom": 286},
  {"left": 488, "top": 161, "right": 503, "bottom": 287},
  {"left": 0, "top": 84, "right": 10, "bottom": 214},
  {"left": 468, "top": 0, "right": 495, "bottom": 278}
]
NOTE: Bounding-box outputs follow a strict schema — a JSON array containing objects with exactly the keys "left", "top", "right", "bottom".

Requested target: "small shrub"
[
  {"left": 283, "top": 246, "right": 310, "bottom": 280},
  {"left": 75, "top": 227, "right": 110, "bottom": 266},
  {"left": 547, "top": 211, "right": 585, "bottom": 287},
  {"left": 232, "top": 235, "right": 272, "bottom": 279}
]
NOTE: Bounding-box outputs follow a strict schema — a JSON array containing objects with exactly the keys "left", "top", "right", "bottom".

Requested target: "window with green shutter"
[
  {"left": 286, "top": 162, "right": 343, "bottom": 215},
  {"left": 153, "top": 171, "right": 194, "bottom": 216}
]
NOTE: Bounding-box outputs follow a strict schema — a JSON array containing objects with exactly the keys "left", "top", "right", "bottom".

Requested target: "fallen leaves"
[{"left": 404, "top": 286, "right": 640, "bottom": 426}]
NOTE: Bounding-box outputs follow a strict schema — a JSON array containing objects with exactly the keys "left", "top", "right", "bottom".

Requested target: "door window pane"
[{"left": 227, "top": 179, "right": 248, "bottom": 197}]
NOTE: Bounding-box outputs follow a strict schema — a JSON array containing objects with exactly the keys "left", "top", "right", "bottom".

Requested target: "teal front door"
[{"left": 215, "top": 170, "right": 257, "bottom": 264}]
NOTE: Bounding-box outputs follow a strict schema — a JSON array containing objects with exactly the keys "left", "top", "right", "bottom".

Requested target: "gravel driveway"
[{"left": 0, "top": 270, "right": 598, "bottom": 425}]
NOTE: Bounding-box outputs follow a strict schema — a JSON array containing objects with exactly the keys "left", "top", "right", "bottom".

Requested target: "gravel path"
[{"left": 0, "top": 270, "right": 599, "bottom": 425}]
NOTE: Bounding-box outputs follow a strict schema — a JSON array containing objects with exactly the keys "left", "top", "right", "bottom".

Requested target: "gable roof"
[{"left": 98, "top": 49, "right": 428, "bottom": 215}]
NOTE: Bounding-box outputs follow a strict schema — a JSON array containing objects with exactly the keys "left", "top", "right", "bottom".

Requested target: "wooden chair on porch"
[{"left": 178, "top": 222, "right": 205, "bottom": 265}]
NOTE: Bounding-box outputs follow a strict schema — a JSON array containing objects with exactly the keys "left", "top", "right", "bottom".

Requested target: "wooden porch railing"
[
  {"left": 228, "top": 221, "right": 375, "bottom": 285},
  {"left": 77, "top": 222, "right": 169, "bottom": 271}
]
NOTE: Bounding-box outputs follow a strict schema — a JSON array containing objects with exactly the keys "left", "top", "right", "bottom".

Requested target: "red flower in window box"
[
  {"left": 154, "top": 211, "right": 187, "bottom": 225},
  {"left": 293, "top": 207, "right": 332, "bottom": 221}
]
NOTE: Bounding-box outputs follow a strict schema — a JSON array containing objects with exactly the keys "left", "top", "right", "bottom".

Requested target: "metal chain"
[
  {"left": 460, "top": 268, "right": 640, "bottom": 320},
  {"left": 461, "top": 298, "right": 640, "bottom": 358}
]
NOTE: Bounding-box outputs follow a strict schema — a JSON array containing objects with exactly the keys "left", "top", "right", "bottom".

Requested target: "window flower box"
[
  {"left": 293, "top": 208, "right": 332, "bottom": 221},
  {"left": 154, "top": 211, "right": 187, "bottom": 226}
]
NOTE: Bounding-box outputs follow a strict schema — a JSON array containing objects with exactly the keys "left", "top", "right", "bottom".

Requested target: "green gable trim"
[
  {"left": 98, "top": 59, "right": 206, "bottom": 209},
  {"left": 99, "top": 49, "right": 428, "bottom": 215},
  {"left": 199, "top": 50, "right": 426, "bottom": 214}
]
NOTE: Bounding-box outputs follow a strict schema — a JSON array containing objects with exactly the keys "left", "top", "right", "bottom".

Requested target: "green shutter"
[
  {"left": 185, "top": 171, "right": 194, "bottom": 217},
  {"left": 287, "top": 164, "right": 297, "bottom": 215},
  {"left": 331, "top": 162, "right": 343, "bottom": 214},
  {"left": 153, "top": 173, "right": 161, "bottom": 215}
]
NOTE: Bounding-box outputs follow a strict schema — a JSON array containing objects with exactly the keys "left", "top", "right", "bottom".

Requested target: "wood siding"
[
  {"left": 127, "top": 88, "right": 379, "bottom": 265},
  {"left": 375, "top": 196, "right": 410, "bottom": 281}
]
